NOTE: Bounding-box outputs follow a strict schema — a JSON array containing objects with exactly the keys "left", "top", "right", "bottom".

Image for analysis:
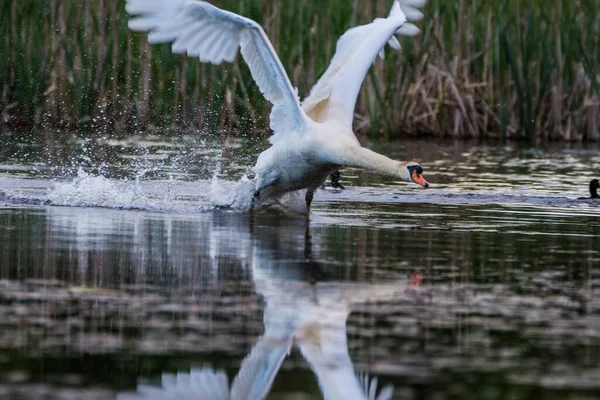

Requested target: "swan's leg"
[
  {"left": 249, "top": 190, "right": 260, "bottom": 216},
  {"left": 305, "top": 189, "right": 315, "bottom": 214}
]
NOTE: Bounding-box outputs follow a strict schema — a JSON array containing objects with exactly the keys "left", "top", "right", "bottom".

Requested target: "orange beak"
[{"left": 411, "top": 170, "right": 429, "bottom": 188}]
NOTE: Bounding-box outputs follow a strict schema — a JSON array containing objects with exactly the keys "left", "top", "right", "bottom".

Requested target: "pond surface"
[{"left": 0, "top": 131, "right": 599, "bottom": 400}]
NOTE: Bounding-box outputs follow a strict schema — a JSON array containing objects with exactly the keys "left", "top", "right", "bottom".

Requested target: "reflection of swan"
[
  {"left": 127, "top": 0, "right": 429, "bottom": 213},
  {"left": 117, "top": 226, "right": 414, "bottom": 400},
  {"left": 578, "top": 179, "right": 599, "bottom": 199},
  {"left": 250, "top": 265, "right": 408, "bottom": 400}
]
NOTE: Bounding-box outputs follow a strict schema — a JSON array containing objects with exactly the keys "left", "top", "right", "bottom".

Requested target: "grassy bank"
[{"left": 1, "top": 0, "right": 599, "bottom": 141}]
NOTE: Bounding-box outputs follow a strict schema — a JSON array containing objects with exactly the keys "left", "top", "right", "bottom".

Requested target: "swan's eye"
[{"left": 408, "top": 165, "right": 424, "bottom": 175}]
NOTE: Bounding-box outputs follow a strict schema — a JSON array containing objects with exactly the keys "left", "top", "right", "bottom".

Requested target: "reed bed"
[{"left": 1, "top": 0, "right": 599, "bottom": 141}]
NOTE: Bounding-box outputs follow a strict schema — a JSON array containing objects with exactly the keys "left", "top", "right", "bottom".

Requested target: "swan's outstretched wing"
[
  {"left": 127, "top": 0, "right": 310, "bottom": 137},
  {"left": 230, "top": 335, "right": 293, "bottom": 399},
  {"left": 115, "top": 366, "right": 230, "bottom": 400},
  {"left": 302, "top": 0, "right": 426, "bottom": 127},
  {"left": 358, "top": 372, "right": 395, "bottom": 400},
  {"left": 115, "top": 336, "right": 292, "bottom": 400}
]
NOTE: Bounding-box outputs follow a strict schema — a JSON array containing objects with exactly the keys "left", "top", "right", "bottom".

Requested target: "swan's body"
[
  {"left": 127, "top": 0, "right": 429, "bottom": 212},
  {"left": 254, "top": 121, "right": 378, "bottom": 195}
]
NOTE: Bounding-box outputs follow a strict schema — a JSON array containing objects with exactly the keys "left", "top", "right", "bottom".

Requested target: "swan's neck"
[
  {"left": 591, "top": 184, "right": 599, "bottom": 198},
  {"left": 345, "top": 147, "right": 410, "bottom": 181}
]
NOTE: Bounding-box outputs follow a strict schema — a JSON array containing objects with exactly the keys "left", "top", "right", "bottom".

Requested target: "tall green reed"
[{"left": 1, "top": 0, "right": 599, "bottom": 141}]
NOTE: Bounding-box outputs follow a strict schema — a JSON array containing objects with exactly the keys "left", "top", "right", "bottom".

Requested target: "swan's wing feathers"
[
  {"left": 302, "top": 20, "right": 400, "bottom": 126},
  {"left": 356, "top": 372, "right": 395, "bottom": 400},
  {"left": 116, "top": 366, "right": 230, "bottom": 400},
  {"left": 127, "top": 0, "right": 309, "bottom": 137},
  {"left": 398, "top": 0, "right": 426, "bottom": 20},
  {"left": 127, "top": 1, "right": 249, "bottom": 63},
  {"left": 396, "top": 22, "right": 421, "bottom": 36},
  {"left": 302, "top": 0, "right": 426, "bottom": 127},
  {"left": 231, "top": 336, "right": 293, "bottom": 400}
]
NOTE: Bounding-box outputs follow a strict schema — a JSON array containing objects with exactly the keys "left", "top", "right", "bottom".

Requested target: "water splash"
[
  {"left": 45, "top": 167, "right": 261, "bottom": 213},
  {"left": 0, "top": 166, "right": 313, "bottom": 215},
  {"left": 210, "top": 174, "right": 254, "bottom": 210},
  {"left": 47, "top": 168, "right": 149, "bottom": 209}
]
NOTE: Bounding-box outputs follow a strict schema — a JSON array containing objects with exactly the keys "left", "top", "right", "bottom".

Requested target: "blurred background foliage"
[{"left": 1, "top": 0, "right": 599, "bottom": 141}]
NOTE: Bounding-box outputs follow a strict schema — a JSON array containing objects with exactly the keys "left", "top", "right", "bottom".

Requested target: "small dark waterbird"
[
  {"left": 329, "top": 170, "right": 345, "bottom": 190},
  {"left": 578, "top": 179, "right": 600, "bottom": 200}
]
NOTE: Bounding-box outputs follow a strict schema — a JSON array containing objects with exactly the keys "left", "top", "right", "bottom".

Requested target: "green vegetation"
[{"left": 1, "top": 0, "right": 599, "bottom": 141}]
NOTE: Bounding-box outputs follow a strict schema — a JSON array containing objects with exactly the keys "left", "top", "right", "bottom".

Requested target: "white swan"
[{"left": 127, "top": 0, "right": 429, "bottom": 213}]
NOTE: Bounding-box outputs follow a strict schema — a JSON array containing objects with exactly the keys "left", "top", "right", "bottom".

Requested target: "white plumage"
[
  {"left": 127, "top": 0, "right": 309, "bottom": 135},
  {"left": 127, "top": 0, "right": 429, "bottom": 213},
  {"left": 302, "top": 0, "right": 424, "bottom": 126}
]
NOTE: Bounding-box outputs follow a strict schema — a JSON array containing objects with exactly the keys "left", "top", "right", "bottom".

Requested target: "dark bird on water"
[
  {"left": 578, "top": 179, "right": 599, "bottom": 200},
  {"left": 329, "top": 170, "right": 345, "bottom": 190}
]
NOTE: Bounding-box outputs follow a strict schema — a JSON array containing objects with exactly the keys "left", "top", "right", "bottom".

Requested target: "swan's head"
[{"left": 402, "top": 162, "right": 429, "bottom": 188}]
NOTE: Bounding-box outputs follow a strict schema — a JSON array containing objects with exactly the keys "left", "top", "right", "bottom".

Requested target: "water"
[{"left": 1, "top": 131, "right": 599, "bottom": 400}]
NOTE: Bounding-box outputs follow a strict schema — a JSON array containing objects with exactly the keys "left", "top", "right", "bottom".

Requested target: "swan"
[
  {"left": 578, "top": 179, "right": 600, "bottom": 200},
  {"left": 126, "top": 0, "right": 429, "bottom": 213}
]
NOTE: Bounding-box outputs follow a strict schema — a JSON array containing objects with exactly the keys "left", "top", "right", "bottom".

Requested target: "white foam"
[
  {"left": 48, "top": 168, "right": 147, "bottom": 209},
  {"left": 41, "top": 168, "right": 307, "bottom": 214},
  {"left": 210, "top": 175, "right": 255, "bottom": 210}
]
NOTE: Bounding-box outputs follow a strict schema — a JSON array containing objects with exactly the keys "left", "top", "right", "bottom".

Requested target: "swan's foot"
[
  {"left": 329, "top": 170, "right": 345, "bottom": 190},
  {"left": 249, "top": 190, "right": 260, "bottom": 220}
]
